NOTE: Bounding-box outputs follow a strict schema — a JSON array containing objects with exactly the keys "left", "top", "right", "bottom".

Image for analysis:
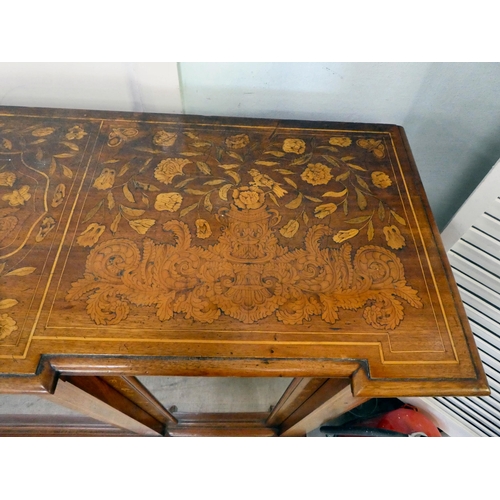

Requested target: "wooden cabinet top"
[{"left": 0, "top": 106, "right": 488, "bottom": 396}]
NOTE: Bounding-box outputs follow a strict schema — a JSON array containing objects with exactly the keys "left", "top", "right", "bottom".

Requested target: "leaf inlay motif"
[{"left": 67, "top": 202, "right": 422, "bottom": 328}]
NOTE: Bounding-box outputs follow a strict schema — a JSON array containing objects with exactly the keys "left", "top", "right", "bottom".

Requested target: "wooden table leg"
[
  {"left": 266, "top": 378, "right": 327, "bottom": 427},
  {"left": 102, "top": 376, "right": 178, "bottom": 425},
  {"left": 42, "top": 376, "right": 367, "bottom": 437},
  {"left": 275, "top": 378, "right": 369, "bottom": 437},
  {"left": 42, "top": 376, "right": 174, "bottom": 436}
]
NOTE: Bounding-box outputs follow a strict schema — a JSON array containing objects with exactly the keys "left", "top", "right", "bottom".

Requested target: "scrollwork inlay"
[{"left": 67, "top": 199, "right": 423, "bottom": 328}]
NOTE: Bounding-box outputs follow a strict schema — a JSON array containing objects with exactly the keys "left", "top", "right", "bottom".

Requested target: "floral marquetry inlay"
[
  {"left": 0, "top": 107, "right": 488, "bottom": 400},
  {"left": 0, "top": 112, "right": 95, "bottom": 347},
  {"left": 67, "top": 196, "right": 422, "bottom": 328},
  {"left": 58, "top": 119, "right": 428, "bottom": 330},
  {"left": 67, "top": 189, "right": 422, "bottom": 329}
]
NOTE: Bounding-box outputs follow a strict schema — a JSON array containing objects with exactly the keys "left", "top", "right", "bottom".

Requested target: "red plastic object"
[{"left": 361, "top": 406, "right": 441, "bottom": 437}]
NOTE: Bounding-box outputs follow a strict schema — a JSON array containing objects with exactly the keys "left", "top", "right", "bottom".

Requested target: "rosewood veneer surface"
[{"left": 0, "top": 106, "right": 488, "bottom": 435}]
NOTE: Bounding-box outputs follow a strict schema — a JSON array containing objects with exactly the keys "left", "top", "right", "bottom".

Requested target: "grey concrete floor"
[
  {"left": 139, "top": 376, "right": 292, "bottom": 413},
  {"left": 0, "top": 377, "right": 293, "bottom": 418}
]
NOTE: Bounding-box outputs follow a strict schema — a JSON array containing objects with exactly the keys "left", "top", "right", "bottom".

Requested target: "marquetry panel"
[{"left": 0, "top": 106, "right": 487, "bottom": 397}]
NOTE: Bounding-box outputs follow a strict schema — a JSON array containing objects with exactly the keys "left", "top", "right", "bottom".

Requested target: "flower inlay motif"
[{"left": 67, "top": 200, "right": 422, "bottom": 329}]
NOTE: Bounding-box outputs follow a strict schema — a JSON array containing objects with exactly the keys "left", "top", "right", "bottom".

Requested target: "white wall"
[
  {"left": 0, "top": 62, "right": 182, "bottom": 113},
  {"left": 179, "top": 62, "right": 431, "bottom": 123}
]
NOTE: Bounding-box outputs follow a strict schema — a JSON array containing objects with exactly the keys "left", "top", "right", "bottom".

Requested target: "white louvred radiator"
[{"left": 403, "top": 159, "right": 500, "bottom": 436}]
